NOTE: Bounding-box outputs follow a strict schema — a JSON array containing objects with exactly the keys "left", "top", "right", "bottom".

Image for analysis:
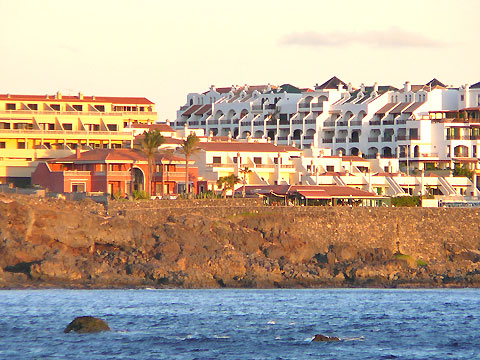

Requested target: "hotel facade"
[{"left": 0, "top": 92, "right": 157, "bottom": 185}]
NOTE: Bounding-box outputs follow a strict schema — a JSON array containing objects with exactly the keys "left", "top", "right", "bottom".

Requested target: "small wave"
[
  {"left": 213, "top": 335, "right": 230, "bottom": 339},
  {"left": 342, "top": 336, "right": 365, "bottom": 341},
  {"left": 267, "top": 320, "right": 276, "bottom": 325}
]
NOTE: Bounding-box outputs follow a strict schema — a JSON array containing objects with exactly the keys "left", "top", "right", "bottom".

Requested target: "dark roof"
[
  {"left": 182, "top": 104, "right": 202, "bottom": 116},
  {"left": 316, "top": 76, "right": 347, "bottom": 90},
  {"left": 470, "top": 81, "right": 480, "bottom": 89},
  {"left": 244, "top": 184, "right": 378, "bottom": 198},
  {"left": 426, "top": 78, "right": 446, "bottom": 88}
]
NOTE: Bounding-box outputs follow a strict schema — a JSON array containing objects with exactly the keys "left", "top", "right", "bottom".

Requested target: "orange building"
[{"left": 31, "top": 148, "right": 197, "bottom": 196}]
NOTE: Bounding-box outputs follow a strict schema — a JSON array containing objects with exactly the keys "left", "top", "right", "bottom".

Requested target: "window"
[
  {"left": 6, "top": 103, "right": 16, "bottom": 110},
  {"left": 213, "top": 156, "right": 221, "bottom": 164},
  {"left": 139, "top": 107, "right": 145, "bottom": 112},
  {"left": 28, "top": 104, "right": 38, "bottom": 110},
  {"left": 50, "top": 104, "right": 60, "bottom": 111},
  {"left": 0, "top": 142, "right": 5, "bottom": 148},
  {"left": 72, "top": 105, "right": 83, "bottom": 111},
  {"left": 63, "top": 124, "right": 73, "bottom": 130},
  {"left": 478, "top": 95, "right": 480, "bottom": 106},
  {"left": 326, "top": 165, "right": 334, "bottom": 172},
  {"left": 274, "top": 157, "right": 279, "bottom": 164},
  {"left": 107, "top": 124, "right": 117, "bottom": 131},
  {"left": 17, "top": 142, "right": 25, "bottom": 149},
  {"left": 461, "top": 95, "right": 465, "bottom": 102},
  {"left": 254, "top": 157, "right": 262, "bottom": 165},
  {"left": 474, "top": 145, "right": 477, "bottom": 158},
  {"left": 94, "top": 105, "right": 105, "bottom": 112},
  {"left": 0, "top": 122, "right": 10, "bottom": 129},
  {"left": 72, "top": 183, "right": 86, "bottom": 192}
]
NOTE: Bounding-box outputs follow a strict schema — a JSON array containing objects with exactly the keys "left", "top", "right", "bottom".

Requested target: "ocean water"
[{"left": 0, "top": 289, "right": 479, "bottom": 359}]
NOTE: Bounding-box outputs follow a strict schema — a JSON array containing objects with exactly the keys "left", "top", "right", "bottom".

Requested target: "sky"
[{"left": 0, "top": 0, "right": 478, "bottom": 121}]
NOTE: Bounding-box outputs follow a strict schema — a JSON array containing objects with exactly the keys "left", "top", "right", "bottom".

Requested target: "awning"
[{"left": 375, "top": 103, "right": 397, "bottom": 115}]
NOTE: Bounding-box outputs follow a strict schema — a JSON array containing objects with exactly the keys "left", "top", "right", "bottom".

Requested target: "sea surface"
[{"left": 0, "top": 289, "right": 479, "bottom": 359}]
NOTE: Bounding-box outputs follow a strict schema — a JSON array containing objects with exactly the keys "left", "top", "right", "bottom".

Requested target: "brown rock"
[
  {"left": 312, "top": 334, "right": 340, "bottom": 342},
  {"left": 64, "top": 316, "right": 111, "bottom": 333}
]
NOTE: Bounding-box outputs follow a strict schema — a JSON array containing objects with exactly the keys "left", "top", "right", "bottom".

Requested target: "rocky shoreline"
[{"left": 1, "top": 194, "right": 480, "bottom": 289}]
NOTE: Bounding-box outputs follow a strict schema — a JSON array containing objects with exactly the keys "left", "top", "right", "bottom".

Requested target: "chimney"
[
  {"left": 228, "top": 131, "right": 232, "bottom": 142},
  {"left": 373, "top": 82, "right": 378, "bottom": 92},
  {"left": 338, "top": 150, "right": 343, "bottom": 157},
  {"left": 347, "top": 83, "right": 353, "bottom": 93},
  {"left": 360, "top": 83, "right": 365, "bottom": 93},
  {"left": 56, "top": 91, "right": 62, "bottom": 99},
  {"left": 92, "top": 95, "right": 95, "bottom": 100},
  {"left": 338, "top": 83, "right": 344, "bottom": 91},
  {"left": 78, "top": 92, "right": 83, "bottom": 100},
  {"left": 76, "top": 146, "right": 81, "bottom": 159},
  {"left": 209, "top": 130, "right": 213, "bottom": 141},
  {"left": 404, "top": 81, "right": 411, "bottom": 93},
  {"left": 46, "top": 94, "right": 49, "bottom": 99}
]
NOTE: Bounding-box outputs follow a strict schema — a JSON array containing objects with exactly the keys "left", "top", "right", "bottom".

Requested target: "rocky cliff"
[{"left": 1, "top": 194, "right": 480, "bottom": 289}]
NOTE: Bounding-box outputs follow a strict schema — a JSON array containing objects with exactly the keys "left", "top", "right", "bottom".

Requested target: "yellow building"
[{"left": 0, "top": 92, "right": 157, "bottom": 185}]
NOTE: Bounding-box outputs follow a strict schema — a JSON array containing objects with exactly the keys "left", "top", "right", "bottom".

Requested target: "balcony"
[
  {"left": 251, "top": 105, "right": 263, "bottom": 112},
  {"left": 220, "top": 119, "right": 231, "bottom": 124},
  {"left": 368, "top": 137, "right": 379, "bottom": 142},
  {"left": 323, "top": 121, "right": 335, "bottom": 127},
  {"left": 108, "top": 171, "right": 131, "bottom": 177},
  {"left": 254, "top": 164, "right": 275, "bottom": 168},
  {"left": 350, "top": 120, "right": 362, "bottom": 126},
  {"left": 188, "top": 121, "right": 199, "bottom": 126},
  {"left": 253, "top": 120, "right": 265, "bottom": 126},
  {"left": 311, "top": 102, "right": 323, "bottom": 109},
  {"left": 382, "top": 120, "right": 395, "bottom": 125},
  {"left": 336, "top": 138, "right": 347, "bottom": 143},
  {"left": 303, "top": 135, "right": 314, "bottom": 140},
  {"left": 397, "top": 135, "right": 420, "bottom": 141},
  {"left": 63, "top": 170, "right": 91, "bottom": 176},
  {"left": 242, "top": 121, "right": 252, "bottom": 126},
  {"left": 322, "top": 139, "right": 333, "bottom": 143},
  {"left": 446, "top": 134, "right": 471, "bottom": 140},
  {"left": 208, "top": 120, "right": 219, "bottom": 125},
  {"left": 337, "top": 122, "right": 348, "bottom": 127},
  {"left": 381, "top": 137, "right": 394, "bottom": 142},
  {"left": 369, "top": 120, "right": 381, "bottom": 125},
  {"left": 292, "top": 119, "right": 303, "bottom": 124},
  {"left": 206, "top": 163, "right": 235, "bottom": 168},
  {"left": 298, "top": 102, "right": 311, "bottom": 109},
  {"left": 396, "top": 119, "right": 407, "bottom": 125},
  {"left": 349, "top": 138, "right": 359, "bottom": 143},
  {"left": 280, "top": 164, "right": 295, "bottom": 169},
  {"left": 305, "top": 119, "right": 316, "bottom": 124},
  {"left": 277, "top": 136, "right": 288, "bottom": 140}
]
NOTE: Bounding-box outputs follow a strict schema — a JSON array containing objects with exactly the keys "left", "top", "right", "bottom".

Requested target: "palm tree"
[
  {"left": 239, "top": 166, "right": 252, "bottom": 198},
  {"left": 179, "top": 133, "right": 200, "bottom": 197},
  {"left": 217, "top": 174, "right": 240, "bottom": 199},
  {"left": 138, "top": 129, "right": 165, "bottom": 196}
]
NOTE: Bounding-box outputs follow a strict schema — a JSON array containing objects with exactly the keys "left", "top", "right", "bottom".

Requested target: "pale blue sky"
[{"left": 0, "top": 0, "right": 478, "bottom": 121}]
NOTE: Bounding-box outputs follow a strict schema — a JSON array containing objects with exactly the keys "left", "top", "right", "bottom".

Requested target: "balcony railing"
[
  {"left": 253, "top": 121, "right": 264, "bottom": 126},
  {"left": 277, "top": 136, "right": 288, "bottom": 140},
  {"left": 311, "top": 102, "right": 323, "bottom": 109},
  {"left": 336, "top": 138, "right": 347, "bottom": 143},
  {"left": 0, "top": 129, "right": 132, "bottom": 137},
  {"left": 188, "top": 121, "right": 199, "bottom": 126},
  {"left": 446, "top": 135, "right": 471, "bottom": 140},
  {"left": 251, "top": 105, "right": 263, "bottom": 111},
  {"left": 397, "top": 135, "right": 420, "bottom": 140},
  {"left": 322, "top": 139, "right": 333, "bottom": 143},
  {"left": 368, "top": 137, "right": 379, "bottom": 142},
  {"left": 0, "top": 110, "right": 156, "bottom": 117},
  {"left": 298, "top": 102, "right": 311, "bottom": 109},
  {"left": 369, "top": 120, "right": 381, "bottom": 125},
  {"left": 208, "top": 120, "right": 219, "bottom": 124},
  {"left": 337, "top": 122, "right": 348, "bottom": 127},
  {"left": 242, "top": 121, "right": 252, "bottom": 126},
  {"left": 63, "top": 170, "right": 91, "bottom": 176},
  {"left": 108, "top": 171, "right": 131, "bottom": 176},
  {"left": 381, "top": 137, "right": 394, "bottom": 142},
  {"left": 280, "top": 164, "right": 295, "bottom": 168},
  {"left": 350, "top": 120, "right": 362, "bottom": 126},
  {"left": 396, "top": 119, "right": 407, "bottom": 124},
  {"left": 206, "top": 163, "right": 235, "bottom": 168},
  {"left": 303, "top": 135, "right": 314, "bottom": 140},
  {"left": 220, "top": 119, "right": 231, "bottom": 124},
  {"left": 349, "top": 138, "right": 359, "bottom": 143},
  {"left": 292, "top": 119, "right": 303, "bottom": 124},
  {"left": 254, "top": 164, "right": 275, "bottom": 168},
  {"left": 323, "top": 121, "right": 335, "bottom": 127},
  {"left": 382, "top": 120, "right": 395, "bottom": 125},
  {"left": 305, "top": 119, "right": 316, "bottom": 124}
]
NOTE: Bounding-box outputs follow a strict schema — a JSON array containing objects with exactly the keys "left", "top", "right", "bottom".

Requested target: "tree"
[
  {"left": 217, "top": 174, "right": 240, "bottom": 199},
  {"left": 137, "top": 130, "right": 165, "bottom": 196},
  {"left": 239, "top": 166, "right": 252, "bottom": 198},
  {"left": 179, "top": 133, "right": 200, "bottom": 197}
]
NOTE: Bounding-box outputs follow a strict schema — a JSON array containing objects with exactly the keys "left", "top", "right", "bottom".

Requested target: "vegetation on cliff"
[{"left": 1, "top": 194, "right": 480, "bottom": 289}]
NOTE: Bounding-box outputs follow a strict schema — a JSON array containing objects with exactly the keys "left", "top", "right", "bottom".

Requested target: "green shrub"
[
  {"left": 391, "top": 196, "right": 421, "bottom": 207},
  {"left": 132, "top": 190, "right": 148, "bottom": 200}
]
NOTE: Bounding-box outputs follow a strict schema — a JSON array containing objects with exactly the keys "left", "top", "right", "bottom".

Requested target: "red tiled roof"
[
  {"left": 197, "top": 142, "right": 301, "bottom": 153},
  {"left": 390, "top": 102, "right": 412, "bottom": 115},
  {"left": 403, "top": 102, "right": 425, "bottom": 113},
  {"left": 182, "top": 104, "right": 202, "bottom": 116},
  {"left": 194, "top": 104, "right": 212, "bottom": 115},
  {"left": 48, "top": 148, "right": 188, "bottom": 164},
  {"left": 245, "top": 184, "right": 378, "bottom": 198},
  {"left": 0, "top": 94, "right": 154, "bottom": 105},
  {"left": 375, "top": 102, "right": 397, "bottom": 115}
]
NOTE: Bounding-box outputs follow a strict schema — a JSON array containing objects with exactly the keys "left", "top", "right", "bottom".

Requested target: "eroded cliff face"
[{"left": 1, "top": 194, "right": 480, "bottom": 289}]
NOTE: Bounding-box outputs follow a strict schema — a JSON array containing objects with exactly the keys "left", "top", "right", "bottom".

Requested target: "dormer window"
[
  {"left": 28, "top": 104, "right": 38, "bottom": 110},
  {"left": 6, "top": 103, "right": 16, "bottom": 110},
  {"left": 72, "top": 105, "right": 83, "bottom": 111}
]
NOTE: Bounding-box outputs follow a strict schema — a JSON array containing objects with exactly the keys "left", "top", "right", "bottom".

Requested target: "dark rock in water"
[
  {"left": 64, "top": 316, "right": 111, "bottom": 333},
  {"left": 312, "top": 334, "right": 340, "bottom": 342}
]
